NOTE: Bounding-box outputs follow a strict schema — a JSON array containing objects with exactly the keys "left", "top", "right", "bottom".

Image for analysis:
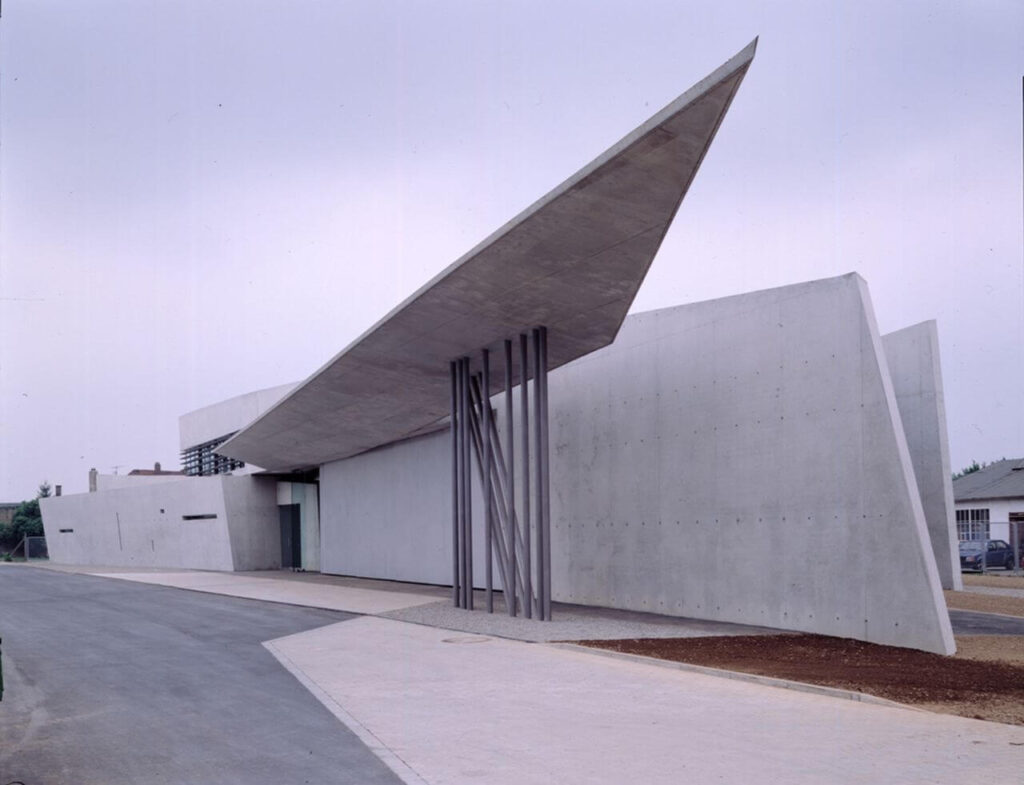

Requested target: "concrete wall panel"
[
  {"left": 41, "top": 475, "right": 282, "bottom": 571},
  {"left": 41, "top": 478, "right": 234, "bottom": 570},
  {"left": 221, "top": 475, "right": 281, "bottom": 571},
  {"left": 548, "top": 274, "right": 952, "bottom": 653},
  {"left": 178, "top": 382, "right": 297, "bottom": 451},
  {"left": 321, "top": 431, "right": 464, "bottom": 586},
  {"left": 882, "top": 321, "right": 962, "bottom": 590}
]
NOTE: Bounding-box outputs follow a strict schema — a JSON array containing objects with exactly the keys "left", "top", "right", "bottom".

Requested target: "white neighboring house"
[{"left": 952, "top": 458, "right": 1024, "bottom": 546}]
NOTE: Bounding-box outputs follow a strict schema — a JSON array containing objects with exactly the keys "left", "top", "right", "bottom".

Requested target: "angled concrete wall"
[
  {"left": 549, "top": 274, "right": 952, "bottom": 653},
  {"left": 41, "top": 475, "right": 280, "bottom": 571},
  {"left": 221, "top": 475, "right": 282, "bottom": 571},
  {"left": 318, "top": 274, "right": 954, "bottom": 653},
  {"left": 882, "top": 321, "right": 962, "bottom": 590}
]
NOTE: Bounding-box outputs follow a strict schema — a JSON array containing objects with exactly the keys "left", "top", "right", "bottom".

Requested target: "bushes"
[{"left": 0, "top": 483, "right": 49, "bottom": 550}]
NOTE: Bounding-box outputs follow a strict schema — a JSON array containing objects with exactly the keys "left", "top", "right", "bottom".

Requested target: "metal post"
[
  {"left": 504, "top": 339, "right": 516, "bottom": 616},
  {"left": 1014, "top": 521, "right": 1020, "bottom": 575},
  {"left": 532, "top": 328, "right": 543, "bottom": 618},
  {"left": 450, "top": 361, "right": 459, "bottom": 606},
  {"left": 458, "top": 359, "right": 468, "bottom": 607},
  {"left": 539, "top": 326, "right": 552, "bottom": 620},
  {"left": 462, "top": 358, "right": 474, "bottom": 609},
  {"left": 520, "top": 333, "right": 532, "bottom": 619},
  {"left": 482, "top": 350, "right": 493, "bottom": 613},
  {"left": 460, "top": 358, "right": 470, "bottom": 608}
]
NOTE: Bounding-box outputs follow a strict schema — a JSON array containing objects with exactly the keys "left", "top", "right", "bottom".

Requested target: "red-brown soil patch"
[{"left": 580, "top": 634, "right": 1024, "bottom": 725}]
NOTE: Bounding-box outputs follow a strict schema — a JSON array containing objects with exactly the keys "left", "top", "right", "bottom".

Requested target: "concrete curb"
[
  {"left": 263, "top": 637, "right": 429, "bottom": 785},
  {"left": 549, "top": 642, "right": 923, "bottom": 712}
]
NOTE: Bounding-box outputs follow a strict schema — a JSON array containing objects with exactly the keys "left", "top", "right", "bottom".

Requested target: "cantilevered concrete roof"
[{"left": 220, "top": 40, "right": 757, "bottom": 472}]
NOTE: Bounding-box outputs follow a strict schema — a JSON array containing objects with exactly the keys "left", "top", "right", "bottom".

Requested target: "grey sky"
[{"left": 1, "top": 0, "right": 1021, "bottom": 499}]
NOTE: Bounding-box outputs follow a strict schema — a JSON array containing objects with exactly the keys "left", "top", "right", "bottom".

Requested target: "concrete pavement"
[
  {"left": 267, "top": 616, "right": 1024, "bottom": 785},
  {"left": 20, "top": 565, "right": 1024, "bottom": 783},
  {"left": 92, "top": 569, "right": 442, "bottom": 614}
]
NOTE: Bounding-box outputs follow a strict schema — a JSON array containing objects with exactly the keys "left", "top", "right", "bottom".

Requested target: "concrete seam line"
[
  {"left": 547, "top": 643, "right": 926, "bottom": 713},
  {"left": 262, "top": 639, "right": 429, "bottom": 785}
]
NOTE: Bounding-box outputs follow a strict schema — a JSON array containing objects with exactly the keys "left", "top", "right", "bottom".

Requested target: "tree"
[
  {"left": 952, "top": 460, "right": 982, "bottom": 481},
  {"left": 0, "top": 482, "right": 50, "bottom": 550}
]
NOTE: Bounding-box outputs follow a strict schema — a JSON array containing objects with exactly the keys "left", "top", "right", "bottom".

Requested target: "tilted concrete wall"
[
  {"left": 318, "top": 274, "right": 954, "bottom": 653},
  {"left": 41, "top": 475, "right": 280, "bottom": 571},
  {"left": 882, "top": 321, "right": 962, "bottom": 590},
  {"left": 548, "top": 274, "right": 952, "bottom": 653},
  {"left": 221, "top": 475, "right": 282, "bottom": 571}
]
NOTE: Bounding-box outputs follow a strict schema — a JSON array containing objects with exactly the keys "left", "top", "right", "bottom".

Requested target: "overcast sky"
[{"left": 1, "top": 0, "right": 1021, "bottom": 499}]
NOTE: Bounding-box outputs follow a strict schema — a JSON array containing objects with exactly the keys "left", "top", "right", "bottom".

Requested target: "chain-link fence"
[{"left": 7, "top": 535, "right": 48, "bottom": 561}]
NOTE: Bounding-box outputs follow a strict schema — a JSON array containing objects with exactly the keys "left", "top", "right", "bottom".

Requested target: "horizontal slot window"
[{"left": 182, "top": 514, "right": 217, "bottom": 521}]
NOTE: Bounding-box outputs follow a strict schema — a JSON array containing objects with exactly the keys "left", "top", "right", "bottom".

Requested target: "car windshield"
[{"left": 959, "top": 541, "right": 983, "bottom": 552}]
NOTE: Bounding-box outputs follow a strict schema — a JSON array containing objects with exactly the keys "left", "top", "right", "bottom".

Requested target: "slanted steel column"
[
  {"left": 538, "top": 326, "right": 552, "bottom": 620},
  {"left": 503, "top": 339, "right": 515, "bottom": 616},
  {"left": 482, "top": 350, "right": 493, "bottom": 613},
  {"left": 519, "top": 333, "right": 532, "bottom": 619},
  {"left": 450, "top": 361, "right": 459, "bottom": 607}
]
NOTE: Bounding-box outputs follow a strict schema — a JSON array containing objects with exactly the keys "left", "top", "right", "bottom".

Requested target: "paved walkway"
[
  {"left": 34, "top": 565, "right": 1024, "bottom": 783},
  {"left": 92, "top": 569, "right": 442, "bottom": 614},
  {"left": 266, "top": 616, "right": 1024, "bottom": 785}
]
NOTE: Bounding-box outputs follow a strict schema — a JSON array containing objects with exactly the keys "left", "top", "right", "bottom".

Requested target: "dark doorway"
[{"left": 279, "top": 504, "right": 301, "bottom": 569}]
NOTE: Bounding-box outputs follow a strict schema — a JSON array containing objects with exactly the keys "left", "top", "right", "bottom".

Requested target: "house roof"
[
  {"left": 218, "top": 40, "right": 757, "bottom": 472},
  {"left": 953, "top": 458, "right": 1024, "bottom": 502}
]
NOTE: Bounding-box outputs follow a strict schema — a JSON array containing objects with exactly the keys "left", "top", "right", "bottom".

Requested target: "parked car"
[{"left": 959, "top": 539, "right": 1015, "bottom": 571}]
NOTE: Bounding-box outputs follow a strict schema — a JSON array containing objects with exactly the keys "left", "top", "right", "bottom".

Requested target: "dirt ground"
[
  {"left": 962, "top": 572, "right": 1024, "bottom": 590},
  {"left": 580, "top": 632, "right": 1024, "bottom": 726}
]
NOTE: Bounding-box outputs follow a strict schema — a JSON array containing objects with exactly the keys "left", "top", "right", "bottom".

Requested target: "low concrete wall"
[
  {"left": 41, "top": 475, "right": 280, "bottom": 571},
  {"left": 882, "top": 321, "right": 962, "bottom": 590},
  {"left": 41, "top": 477, "right": 233, "bottom": 570}
]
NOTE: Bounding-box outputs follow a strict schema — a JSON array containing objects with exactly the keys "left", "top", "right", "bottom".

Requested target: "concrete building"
[{"left": 40, "top": 42, "right": 961, "bottom": 654}]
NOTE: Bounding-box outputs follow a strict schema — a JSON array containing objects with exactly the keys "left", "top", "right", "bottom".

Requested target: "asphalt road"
[
  {"left": 0, "top": 566, "right": 401, "bottom": 785},
  {"left": 948, "top": 608, "right": 1024, "bottom": 635}
]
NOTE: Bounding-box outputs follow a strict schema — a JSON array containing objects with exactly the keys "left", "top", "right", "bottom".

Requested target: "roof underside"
[{"left": 220, "top": 41, "right": 757, "bottom": 472}]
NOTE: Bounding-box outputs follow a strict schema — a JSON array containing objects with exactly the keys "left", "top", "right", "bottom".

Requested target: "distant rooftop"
[{"left": 953, "top": 458, "right": 1024, "bottom": 502}]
